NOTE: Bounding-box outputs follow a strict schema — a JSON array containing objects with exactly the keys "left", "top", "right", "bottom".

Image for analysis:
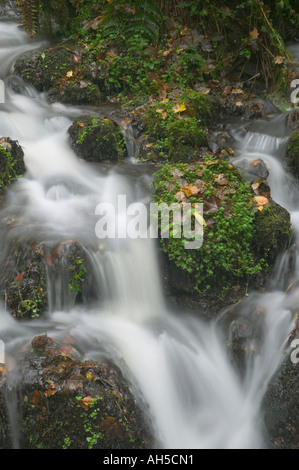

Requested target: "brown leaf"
[
  {"left": 99, "top": 417, "right": 125, "bottom": 440},
  {"left": 43, "top": 389, "right": 55, "bottom": 397},
  {"left": 15, "top": 273, "right": 24, "bottom": 282},
  {"left": 275, "top": 56, "right": 284, "bottom": 65},
  {"left": 32, "top": 390, "right": 40, "bottom": 404},
  {"left": 181, "top": 185, "right": 199, "bottom": 197},
  {"left": 249, "top": 28, "right": 259, "bottom": 40}
]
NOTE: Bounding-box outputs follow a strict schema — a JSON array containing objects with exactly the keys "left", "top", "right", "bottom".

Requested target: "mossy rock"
[
  {"left": 0, "top": 335, "right": 154, "bottom": 449},
  {"left": 0, "top": 239, "right": 99, "bottom": 320},
  {"left": 152, "top": 158, "right": 292, "bottom": 306},
  {"left": 14, "top": 47, "right": 103, "bottom": 105},
  {"left": 68, "top": 115, "right": 127, "bottom": 162},
  {"left": 143, "top": 98, "right": 208, "bottom": 163},
  {"left": 164, "top": 118, "right": 207, "bottom": 162},
  {"left": 0, "top": 138, "right": 25, "bottom": 193},
  {"left": 47, "top": 81, "right": 102, "bottom": 105},
  {"left": 253, "top": 202, "right": 292, "bottom": 266},
  {"left": 14, "top": 47, "right": 75, "bottom": 91},
  {"left": 286, "top": 130, "right": 299, "bottom": 179},
  {"left": 181, "top": 90, "right": 215, "bottom": 125}
]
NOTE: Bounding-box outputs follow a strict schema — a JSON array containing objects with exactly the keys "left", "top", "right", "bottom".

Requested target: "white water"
[{"left": 0, "top": 21, "right": 298, "bottom": 449}]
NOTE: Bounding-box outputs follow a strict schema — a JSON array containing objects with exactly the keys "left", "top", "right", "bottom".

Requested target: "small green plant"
[
  {"left": 75, "top": 395, "right": 103, "bottom": 449},
  {"left": 69, "top": 258, "right": 86, "bottom": 293}
]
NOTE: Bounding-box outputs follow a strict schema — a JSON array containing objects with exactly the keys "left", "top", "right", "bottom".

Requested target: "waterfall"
[{"left": 0, "top": 20, "right": 298, "bottom": 449}]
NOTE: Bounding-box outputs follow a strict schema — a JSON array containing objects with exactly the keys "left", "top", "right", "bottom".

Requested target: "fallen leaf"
[
  {"left": 66, "top": 70, "right": 73, "bottom": 78},
  {"left": 99, "top": 417, "right": 125, "bottom": 440},
  {"left": 173, "top": 102, "right": 187, "bottom": 113},
  {"left": 181, "top": 185, "right": 199, "bottom": 197},
  {"left": 275, "top": 56, "right": 284, "bottom": 65},
  {"left": 43, "top": 389, "right": 55, "bottom": 397},
  {"left": 15, "top": 273, "right": 24, "bottom": 282},
  {"left": 194, "top": 211, "right": 206, "bottom": 226},
  {"left": 32, "top": 390, "right": 40, "bottom": 404},
  {"left": 86, "top": 370, "right": 96, "bottom": 382},
  {"left": 250, "top": 28, "right": 259, "bottom": 40},
  {"left": 254, "top": 195, "right": 269, "bottom": 206}
]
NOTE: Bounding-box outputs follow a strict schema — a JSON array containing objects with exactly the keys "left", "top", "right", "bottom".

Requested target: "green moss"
[
  {"left": 69, "top": 115, "right": 126, "bottom": 162},
  {"left": 181, "top": 90, "right": 214, "bottom": 125},
  {"left": 152, "top": 158, "right": 264, "bottom": 292},
  {"left": 143, "top": 95, "right": 210, "bottom": 162},
  {"left": 164, "top": 118, "right": 207, "bottom": 162},
  {"left": 0, "top": 146, "right": 22, "bottom": 190},
  {"left": 253, "top": 203, "right": 292, "bottom": 264}
]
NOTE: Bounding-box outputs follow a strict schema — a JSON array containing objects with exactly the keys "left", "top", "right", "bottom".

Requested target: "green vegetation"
[
  {"left": 16, "top": 0, "right": 299, "bottom": 99},
  {"left": 68, "top": 258, "right": 86, "bottom": 293},
  {"left": 0, "top": 145, "right": 22, "bottom": 190},
  {"left": 153, "top": 158, "right": 265, "bottom": 292}
]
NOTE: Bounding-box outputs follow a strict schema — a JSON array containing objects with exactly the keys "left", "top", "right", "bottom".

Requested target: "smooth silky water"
[{"left": 0, "top": 20, "right": 298, "bottom": 449}]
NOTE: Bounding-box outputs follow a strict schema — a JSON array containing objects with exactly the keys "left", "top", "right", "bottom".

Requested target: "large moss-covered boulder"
[
  {"left": 0, "top": 334, "right": 153, "bottom": 449},
  {"left": 286, "top": 130, "right": 299, "bottom": 179},
  {"left": 68, "top": 115, "right": 127, "bottom": 162},
  {"left": 152, "top": 157, "right": 292, "bottom": 313},
  {"left": 0, "top": 137, "right": 25, "bottom": 193}
]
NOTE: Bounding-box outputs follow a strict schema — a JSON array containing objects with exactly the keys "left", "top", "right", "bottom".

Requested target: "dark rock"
[
  {"left": 0, "top": 238, "right": 100, "bottom": 319},
  {"left": 286, "top": 130, "right": 299, "bottom": 179},
  {"left": 0, "top": 0, "right": 20, "bottom": 19},
  {"left": 0, "top": 335, "right": 154, "bottom": 449},
  {"left": 0, "top": 137, "right": 25, "bottom": 193},
  {"left": 263, "top": 349, "right": 299, "bottom": 449},
  {"left": 253, "top": 201, "right": 292, "bottom": 266},
  {"left": 68, "top": 115, "right": 127, "bottom": 162},
  {"left": 14, "top": 47, "right": 104, "bottom": 106},
  {"left": 234, "top": 157, "right": 269, "bottom": 182}
]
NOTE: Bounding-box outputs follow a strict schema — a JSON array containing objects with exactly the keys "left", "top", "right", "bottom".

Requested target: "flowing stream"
[{"left": 0, "top": 20, "right": 298, "bottom": 449}]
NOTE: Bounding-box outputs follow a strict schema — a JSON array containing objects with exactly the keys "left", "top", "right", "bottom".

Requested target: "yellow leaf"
[
  {"left": 194, "top": 211, "right": 206, "bottom": 226},
  {"left": 173, "top": 102, "right": 187, "bottom": 113},
  {"left": 66, "top": 70, "right": 73, "bottom": 78},
  {"left": 249, "top": 28, "right": 259, "bottom": 40},
  {"left": 257, "top": 206, "right": 264, "bottom": 211}
]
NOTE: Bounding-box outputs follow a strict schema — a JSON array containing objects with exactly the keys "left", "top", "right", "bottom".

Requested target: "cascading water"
[{"left": 0, "top": 20, "right": 298, "bottom": 449}]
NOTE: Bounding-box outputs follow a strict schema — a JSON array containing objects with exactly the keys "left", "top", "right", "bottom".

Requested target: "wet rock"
[
  {"left": 14, "top": 47, "right": 103, "bottom": 106},
  {"left": 0, "top": 0, "right": 20, "bottom": 19},
  {"left": 286, "top": 130, "right": 299, "bottom": 179},
  {"left": 0, "top": 335, "right": 154, "bottom": 449},
  {"left": 68, "top": 115, "right": 127, "bottom": 162},
  {"left": 47, "top": 82, "right": 103, "bottom": 106},
  {"left": 234, "top": 157, "right": 269, "bottom": 182},
  {"left": 14, "top": 47, "right": 75, "bottom": 91},
  {"left": 263, "top": 349, "right": 299, "bottom": 449},
  {"left": 0, "top": 239, "right": 99, "bottom": 320},
  {"left": 0, "top": 137, "right": 25, "bottom": 193},
  {"left": 253, "top": 200, "right": 292, "bottom": 267}
]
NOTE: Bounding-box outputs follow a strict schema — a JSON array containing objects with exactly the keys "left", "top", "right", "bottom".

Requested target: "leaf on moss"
[{"left": 173, "top": 102, "right": 187, "bottom": 113}]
